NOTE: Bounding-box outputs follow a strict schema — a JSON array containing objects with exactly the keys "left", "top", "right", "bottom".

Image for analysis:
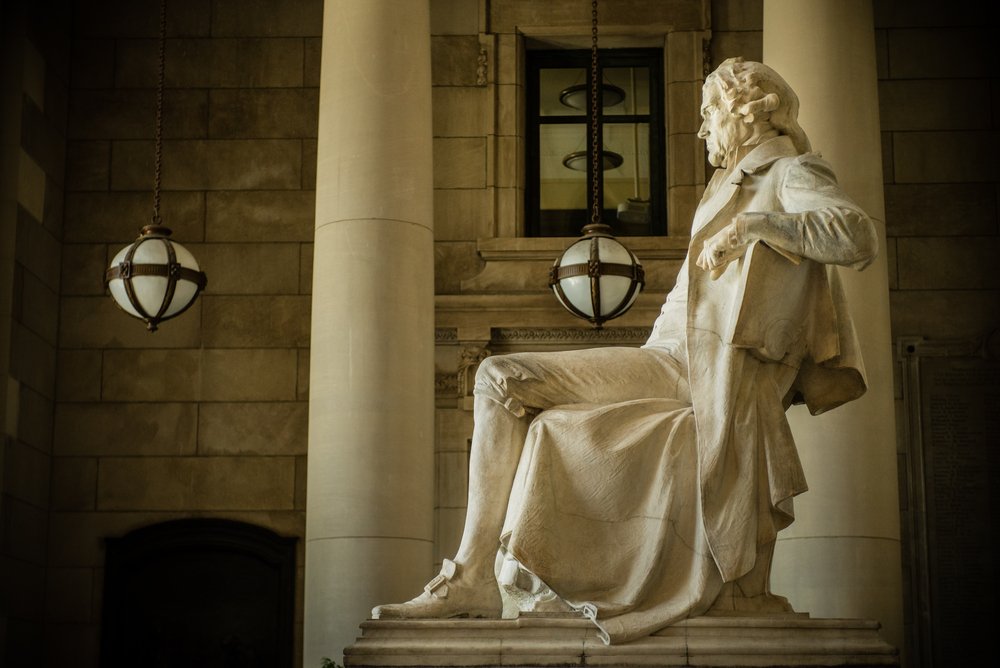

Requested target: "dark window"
[{"left": 526, "top": 48, "right": 666, "bottom": 237}]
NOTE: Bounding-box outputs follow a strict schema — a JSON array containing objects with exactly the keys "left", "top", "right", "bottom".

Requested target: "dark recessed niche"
[{"left": 100, "top": 518, "right": 298, "bottom": 668}]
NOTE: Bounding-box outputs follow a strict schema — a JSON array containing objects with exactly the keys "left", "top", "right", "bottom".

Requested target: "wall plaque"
[{"left": 900, "top": 337, "right": 998, "bottom": 668}]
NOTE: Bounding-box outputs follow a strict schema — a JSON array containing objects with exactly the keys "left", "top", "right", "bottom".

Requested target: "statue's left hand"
[{"left": 697, "top": 215, "right": 756, "bottom": 280}]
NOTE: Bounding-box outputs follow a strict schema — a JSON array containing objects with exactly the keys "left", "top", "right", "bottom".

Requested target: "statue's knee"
[
  {"left": 473, "top": 355, "right": 532, "bottom": 418},
  {"left": 474, "top": 355, "right": 501, "bottom": 384},
  {"left": 473, "top": 356, "right": 507, "bottom": 404},
  {"left": 475, "top": 354, "right": 529, "bottom": 388}
]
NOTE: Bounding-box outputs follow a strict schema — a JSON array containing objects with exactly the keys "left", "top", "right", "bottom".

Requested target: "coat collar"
[
  {"left": 729, "top": 135, "right": 799, "bottom": 185},
  {"left": 690, "top": 135, "right": 801, "bottom": 240}
]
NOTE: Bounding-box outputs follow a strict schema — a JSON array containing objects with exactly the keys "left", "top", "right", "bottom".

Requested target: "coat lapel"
[{"left": 691, "top": 136, "right": 799, "bottom": 239}]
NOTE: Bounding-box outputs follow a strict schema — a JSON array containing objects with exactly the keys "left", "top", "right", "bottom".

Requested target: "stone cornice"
[{"left": 475, "top": 236, "right": 690, "bottom": 262}]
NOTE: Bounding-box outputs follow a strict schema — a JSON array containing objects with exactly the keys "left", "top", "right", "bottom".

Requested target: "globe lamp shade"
[
  {"left": 549, "top": 227, "right": 644, "bottom": 329},
  {"left": 104, "top": 225, "right": 208, "bottom": 332}
]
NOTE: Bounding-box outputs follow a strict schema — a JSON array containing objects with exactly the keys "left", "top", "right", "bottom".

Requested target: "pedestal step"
[{"left": 343, "top": 615, "right": 899, "bottom": 667}]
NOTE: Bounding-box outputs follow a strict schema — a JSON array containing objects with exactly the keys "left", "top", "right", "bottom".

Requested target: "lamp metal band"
[
  {"left": 152, "top": 238, "right": 179, "bottom": 325},
  {"left": 588, "top": 236, "right": 602, "bottom": 327},
  {"left": 550, "top": 261, "right": 641, "bottom": 282},
  {"left": 104, "top": 262, "right": 208, "bottom": 287}
]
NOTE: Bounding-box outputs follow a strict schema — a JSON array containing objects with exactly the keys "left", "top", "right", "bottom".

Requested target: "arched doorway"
[{"left": 100, "top": 519, "right": 298, "bottom": 667}]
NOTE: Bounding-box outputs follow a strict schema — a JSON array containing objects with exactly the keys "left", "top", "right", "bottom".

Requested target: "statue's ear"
[{"left": 739, "top": 93, "right": 781, "bottom": 124}]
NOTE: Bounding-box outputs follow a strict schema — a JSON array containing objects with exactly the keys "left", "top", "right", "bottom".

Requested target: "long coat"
[{"left": 686, "top": 135, "right": 877, "bottom": 581}]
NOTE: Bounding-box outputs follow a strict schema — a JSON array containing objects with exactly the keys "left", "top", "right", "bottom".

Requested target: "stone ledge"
[
  {"left": 343, "top": 616, "right": 898, "bottom": 667},
  {"left": 435, "top": 293, "right": 668, "bottom": 330},
  {"left": 477, "top": 236, "right": 690, "bottom": 262}
]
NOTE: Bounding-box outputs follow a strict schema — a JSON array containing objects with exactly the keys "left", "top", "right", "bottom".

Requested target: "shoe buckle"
[{"left": 424, "top": 574, "right": 449, "bottom": 598}]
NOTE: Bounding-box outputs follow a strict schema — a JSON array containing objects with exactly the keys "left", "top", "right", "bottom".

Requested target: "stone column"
[
  {"left": 763, "top": 0, "right": 903, "bottom": 652},
  {"left": 304, "top": 1, "right": 435, "bottom": 665}
]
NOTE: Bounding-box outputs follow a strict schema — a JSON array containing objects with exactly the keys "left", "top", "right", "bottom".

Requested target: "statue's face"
[{"left": 698, "top": 81, "right": 748, "bottom": 168}]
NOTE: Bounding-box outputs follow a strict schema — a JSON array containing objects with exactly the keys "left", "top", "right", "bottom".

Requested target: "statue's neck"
[{"left": 726, "top": 127, "right": 780, "bottom": 170}]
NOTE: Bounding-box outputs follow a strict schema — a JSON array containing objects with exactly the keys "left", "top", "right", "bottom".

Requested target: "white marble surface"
[{"left": 344, "top": 615, "right": 899, "bottom": 666}]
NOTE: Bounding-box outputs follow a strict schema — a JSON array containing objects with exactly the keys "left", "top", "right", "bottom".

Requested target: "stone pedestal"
[{"left": 343, "top": 615, "right": 899, "bottom": 667}]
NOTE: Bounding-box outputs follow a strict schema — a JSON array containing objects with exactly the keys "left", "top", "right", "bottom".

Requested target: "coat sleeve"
[{"left": 743, "top": 154, "right": 879, "bottom": 271}]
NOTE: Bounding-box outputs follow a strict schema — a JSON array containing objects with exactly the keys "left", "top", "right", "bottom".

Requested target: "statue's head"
[{"left": 699, "top": 57, "right": 811, "bottom": 167}]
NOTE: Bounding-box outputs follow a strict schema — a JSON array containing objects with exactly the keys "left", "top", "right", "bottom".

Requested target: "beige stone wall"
[
  {"left": 50, "top": 0, "right": 320, "bottom": 663},
  {"left": 874, "top": 0, "right": 999, "bottom": 659},
  {"left": 0, "top": 0, "right": 71, "bottom": 661},
  {"left": 709, "top": 0, "right": 762, "bottom": 66},
  {"left": 431, "top": 0, "right": 492, "bottom": 292},
  {"left": 28, "top": 0, "right": 996, "bottom": 664},
  {"left": 875, "top": 4, "right": 999, "bottom": 340}
]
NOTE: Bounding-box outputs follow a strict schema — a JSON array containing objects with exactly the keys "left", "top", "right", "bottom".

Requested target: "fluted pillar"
[
  {"left": 763, "top": 0, "right": 903, "bottom": 653},
  {"left": 304, "top": 1, "right": 435, "bottom": 665}
]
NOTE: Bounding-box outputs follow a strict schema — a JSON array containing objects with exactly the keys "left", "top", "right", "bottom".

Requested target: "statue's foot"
[{"left": 372, "top": 559, "right": 501, "bottom": 620}]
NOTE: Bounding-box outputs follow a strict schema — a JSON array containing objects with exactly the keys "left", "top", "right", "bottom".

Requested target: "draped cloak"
[{"left": 497, "top": 136, "right": 877, "bottom": 643}]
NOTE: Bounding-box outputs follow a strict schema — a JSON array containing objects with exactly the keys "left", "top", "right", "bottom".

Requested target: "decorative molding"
[
  {"left": 457, "top": 345, "right": 491, "bottom": 396},
  {"left": 476, "top": 49, "right": 488, "bottom": 86},
  {"left": 435, "top": 328, "right": 458, "bottom": 343},
  {"left": 491, "top": 327, "right": 652, "bottom": 345},
  {"left": 478, "top": 248, "right": 687, "bottom": 262},
  {"left": 476, "top": 236, "right": 690, "bottom": 263},
  {"left": 896, "top": 336, "right": 995, "bottom": 360},
  {"left": 435, "top": 373, "right": 459, "bottom": 394}
]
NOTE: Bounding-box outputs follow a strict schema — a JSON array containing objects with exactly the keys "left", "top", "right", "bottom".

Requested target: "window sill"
[{"left": 477, "top": 236, "right": 689, "bottom": 261}]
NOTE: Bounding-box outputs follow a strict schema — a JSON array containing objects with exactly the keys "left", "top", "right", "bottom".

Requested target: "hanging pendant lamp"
[
  {"left": 549, "top": 0, "right": 644, "bottom": 329},
  {"left": 104, "top": 0, "right": 207, "bottom": 332},
  {"left": 559, "top": 82, "right": 625, "bottom": 111},
  {"left": 562, "top": 149, "right": 624, "bottom": 172}
]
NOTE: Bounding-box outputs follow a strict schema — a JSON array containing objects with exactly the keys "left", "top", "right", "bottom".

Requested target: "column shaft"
[
  {"left": 763, "top": 0, "right": 904, "bottom": 652},
  {"left": 304, "top": 1, "right": 436, "bottom": 665}
]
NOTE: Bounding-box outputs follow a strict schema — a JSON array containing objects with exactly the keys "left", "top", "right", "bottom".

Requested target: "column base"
[{"left": 343, "top": 614, "right": 899, "bottom": 667}]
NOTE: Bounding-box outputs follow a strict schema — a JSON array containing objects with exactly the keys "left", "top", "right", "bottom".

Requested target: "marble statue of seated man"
[{"left": 372, "top": 57, "right": 877, "bottom": 644}]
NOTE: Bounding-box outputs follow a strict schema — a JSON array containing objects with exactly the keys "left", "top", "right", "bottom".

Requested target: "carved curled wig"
[{"left": 705, "top": 57, "right": 812, "bottom": 155}]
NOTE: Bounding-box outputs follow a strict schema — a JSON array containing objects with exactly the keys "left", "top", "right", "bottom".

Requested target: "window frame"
[{"left": 525, "top": 47, "right": 667, "bottom": 238}]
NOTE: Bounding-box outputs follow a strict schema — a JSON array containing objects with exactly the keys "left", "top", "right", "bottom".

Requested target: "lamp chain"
[
  {"left": 152, "top": 0, "right": 166, "bottom": 226},
  {"left": 590, "top": 0, "right": 600, "bottom": 225}
]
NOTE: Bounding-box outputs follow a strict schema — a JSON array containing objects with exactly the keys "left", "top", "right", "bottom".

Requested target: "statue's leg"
[
  {"left": 373, "top": 348, "right": 687, "bottom": 619},
  {"left": 372, "top": 357, "right": 533, "bottom": 619},
  {"left": 453, "top": 391, "right": 530, "bottom": 582}
]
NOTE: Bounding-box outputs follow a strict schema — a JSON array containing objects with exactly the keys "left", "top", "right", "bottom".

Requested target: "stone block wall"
[
  {"left": 875, "top": 2, "right": 999, "bottom": 341},
  {"left": 431, "top": 0, "right": 492, "bottom": 294},
  {"left": 874, "top": 1, "right": 1000, "bottom": 661},
  {"left": 49, "top": 0, "right": 321, "bottom": 664},
  {"left": 0, "top": 1, "right": 71, "bottom": 663},
  {"left": 709, "top": 0, "right": 762, "bottom": 66}
]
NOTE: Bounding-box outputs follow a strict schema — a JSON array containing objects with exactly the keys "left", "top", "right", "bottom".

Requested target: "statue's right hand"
[{"left": 697, "top": 223, "right": 747, "bottom": 280}]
